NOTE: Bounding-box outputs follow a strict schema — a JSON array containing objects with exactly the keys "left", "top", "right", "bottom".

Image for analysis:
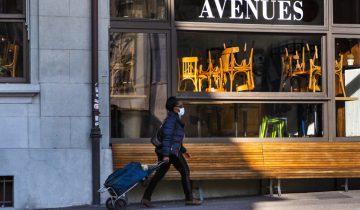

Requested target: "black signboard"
[{"left": 175, "top": 0, "right": 324, "bottom": 25}]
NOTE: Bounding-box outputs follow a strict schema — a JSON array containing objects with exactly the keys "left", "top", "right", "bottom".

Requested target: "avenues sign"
[{"left": 199, "top": 0, "right": 304, "bottom": 21}]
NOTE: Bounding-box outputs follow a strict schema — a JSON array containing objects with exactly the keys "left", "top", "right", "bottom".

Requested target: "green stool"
[{"left": 259, "top": 116, "right": 287, "bottom": 138}]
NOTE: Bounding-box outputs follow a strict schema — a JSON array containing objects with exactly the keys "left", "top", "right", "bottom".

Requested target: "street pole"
[{"left": 91, "top": 0, "right": 102, "bottom": 205}]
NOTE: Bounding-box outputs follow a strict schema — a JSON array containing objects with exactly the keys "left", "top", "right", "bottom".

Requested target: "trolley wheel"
[
  {"left": 114, "top": 198, "right": 127, "bottom": 210},
  {"left": 105, "top": 197, "right": 115, "bottom": 210}
]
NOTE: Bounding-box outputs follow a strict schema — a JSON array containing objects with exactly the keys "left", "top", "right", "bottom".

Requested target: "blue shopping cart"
[{"left": 99, "top": 161, "right": 165, "bottom": 210}]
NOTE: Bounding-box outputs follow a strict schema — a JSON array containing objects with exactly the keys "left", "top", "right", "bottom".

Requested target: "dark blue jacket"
[{"left": 158, "top": 111, "right": 186, "bottom": 157}]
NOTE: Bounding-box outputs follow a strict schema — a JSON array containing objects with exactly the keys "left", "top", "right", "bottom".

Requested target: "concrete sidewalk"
[{"left": 49, "top": 190, "right": 360, "bottom": 210}]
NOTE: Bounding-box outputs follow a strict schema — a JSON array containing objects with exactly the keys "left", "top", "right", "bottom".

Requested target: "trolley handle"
[{"left": 148, "top": 160, "right": 168, "bottom": 173}]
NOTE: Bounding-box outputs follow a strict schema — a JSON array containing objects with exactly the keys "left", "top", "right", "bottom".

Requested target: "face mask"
[{"left": 178, "top": 107, "right": 185, "bottom": 117}]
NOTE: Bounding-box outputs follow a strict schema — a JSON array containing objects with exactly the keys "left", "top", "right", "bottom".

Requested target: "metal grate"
[{"left": 0, "top": 176, "right": 13, "bottom": 208}]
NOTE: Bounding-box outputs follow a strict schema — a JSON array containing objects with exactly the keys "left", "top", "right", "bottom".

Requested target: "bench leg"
[
  {"left": 269, "top": 179, "right": 282, "bottom": 196},
  {"left": 344, "top": 178, "right": 349, "bottom": 192},
  {"left": 277, "top": 179, "right": 282, "bottom": 196}
]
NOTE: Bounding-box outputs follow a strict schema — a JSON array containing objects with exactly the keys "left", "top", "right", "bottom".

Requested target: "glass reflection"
[
  {"left": 110, "top": 32, "right": 168, "bottom": 138},
  {"left": 110, "top": 0, "right": 167, "bottom": 20},
  {"left": 183, "top": 103, "right": 323, "bottom": 138},
  {"left": 0, "top": 22, "right": 23, "bottom": 78},
  {"left": 0, "top": 0, "right": 23, "bottom": 14},
  {"left": 333, "top": 0, "right": 360, "bottom": 24}
]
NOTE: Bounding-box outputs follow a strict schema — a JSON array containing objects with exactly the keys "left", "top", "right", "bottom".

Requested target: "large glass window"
[
  {"left": 177, "top": 31, "right": 323, "bottom": 93},
  {"left": 333, "top": 0, "right": 360, "bottom": 24},
  {"left": 183, "top": 103, "right": 323, "bottom": 138},
  {"left": 335, "top": 38, "right": 360, "bottom": 137},
  {"left": 175, "top": 0, "right": 324, "bottom": 25},
  {"left": 110, "top": 0, "right": 167, "bottom": 20},
  {"left": 110, "top": 32, "right": 168, "bottom": 139},
  {"left": 0, "top": 0, "right": 26, "bottom": 82}
]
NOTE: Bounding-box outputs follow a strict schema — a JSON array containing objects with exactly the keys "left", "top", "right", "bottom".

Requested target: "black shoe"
[
  {"left": 141, "top": 198, "right": 154, "bottom": 208},
  {"left": 185, "top": 199, "right": 202, "bottom": 205}
]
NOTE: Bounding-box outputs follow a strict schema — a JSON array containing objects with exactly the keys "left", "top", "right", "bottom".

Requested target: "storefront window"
[
  {"left": 183, "top": 103, "right": 323, "bottom": 138},
  {"left": 110, "top": 0, "right": 167, "bottom": 20},
  {"left": 175, "top": 0, "right": 324, "bottom": 25},
  {"left": 0, "top": 0, "right": 26, "bottom": 82},
  {"left": 335, "top": 38, "right": 360, "bottom": 137},
  {"left": 110, "top": 32, "right": 168, "bottom": 138},
  {"left": 333, "top": 0, "right": 360, "bottom": 24},
  {"left": 177, "top": 31, "right": 323, "bottom": 93}
]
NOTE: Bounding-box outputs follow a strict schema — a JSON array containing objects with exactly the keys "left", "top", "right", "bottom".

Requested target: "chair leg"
[
  {"left": 193, "top": 79, "right": 198, "bottom": 92},
  {"left": 339, "top": 74, "right": 346, "bottom": 97}
]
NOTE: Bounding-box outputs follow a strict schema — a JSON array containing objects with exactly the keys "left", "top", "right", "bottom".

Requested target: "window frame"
[
  {"left": 109, "top": 0, "right": 360, "bottom": 143},
  {"left": 171, "top": 0, "right": 330, "bottom": 142},
  {"left": 174, "top": 29, "right": 329, "bottom": 100},
  {"left": 330, "top": 34, "right": 360, "bottom": 141}
]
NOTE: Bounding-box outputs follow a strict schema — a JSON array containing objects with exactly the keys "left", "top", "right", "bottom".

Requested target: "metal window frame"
[
  {"left": 329, "top": 34, "right": 360, "bottom": 142},
  {"left": 108, "top": 0, "right": 360, "bottom": 142}
]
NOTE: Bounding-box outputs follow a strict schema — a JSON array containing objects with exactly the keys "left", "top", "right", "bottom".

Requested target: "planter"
[{"left": 347, "top": 58, "right": 355, "bottom": 66}]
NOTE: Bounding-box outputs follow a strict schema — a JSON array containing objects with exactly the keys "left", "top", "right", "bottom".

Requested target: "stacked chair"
[
  {"left": 178, "top": 43, "right": 254, "bottom": 92},
  {"left": 281, "top": 44, "right": 322, "bottom": 92}
]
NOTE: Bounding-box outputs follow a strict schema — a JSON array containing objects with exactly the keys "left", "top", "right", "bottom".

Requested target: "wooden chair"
[
  {"left": 280, "top": 48, "right": 293, "bottom": 91},
  {"left": 211, "top": 58, "right": 225, "bottom": 92},
  {"left": 308, "top": 46, "right": 321, "bottom": 92},
  {"left": 234, "top": 45, "right": 255, "bottom": 91},
  {"left": 178, "top": 57, "right": 200, "bottom": 92},
  {"left": 198, "top": 50, "right": 214, "bottom": 92},
  {"left": 221, "top": 46, "right": 243, "bottom": 92},
  {"left": 289, "top": 47, "right": 308, "bottom": 92},
  {"left": 292, "top": 47, "right": 307, "bottom": 76},
  {"left": 3, "top": 44, "right": 19, "bottom": 77},
  {"left": 335, "top": 54, "right": 346, "bottom": 97}
]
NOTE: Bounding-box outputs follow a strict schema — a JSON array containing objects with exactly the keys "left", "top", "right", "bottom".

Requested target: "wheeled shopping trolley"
[{"left": 99, "top": 161, "right": 165, "bottom": 210}]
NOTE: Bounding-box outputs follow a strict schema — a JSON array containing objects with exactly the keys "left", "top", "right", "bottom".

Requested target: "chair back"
[
  {"left": 335, "top": 54, "right": 346, "bottom": 97},
  {"left": 182, "top": 57, "right": 198, "bottom": 79},
  {"left": 220, "top": 47, "right": 239, "bottom": 73}
]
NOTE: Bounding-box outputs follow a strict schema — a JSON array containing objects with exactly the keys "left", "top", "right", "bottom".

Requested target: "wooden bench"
[
  {"left": 262, "top": 142, "right": 360, "bottom": 195},
  {"left": 112, "top": 143, "right": 265, "bottom": 179},
  {"left": 112, "top": 142, "right": 360, "bottom": 196}
]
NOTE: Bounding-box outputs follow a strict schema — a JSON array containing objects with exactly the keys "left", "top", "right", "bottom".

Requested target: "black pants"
[{"left": 143, "top": 153, "right": 193, "bottom": 201}]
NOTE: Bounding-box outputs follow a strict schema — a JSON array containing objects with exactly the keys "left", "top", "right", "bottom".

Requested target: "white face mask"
[{"left": 178, "top": 107, "right": 185, "bottom": 117}]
